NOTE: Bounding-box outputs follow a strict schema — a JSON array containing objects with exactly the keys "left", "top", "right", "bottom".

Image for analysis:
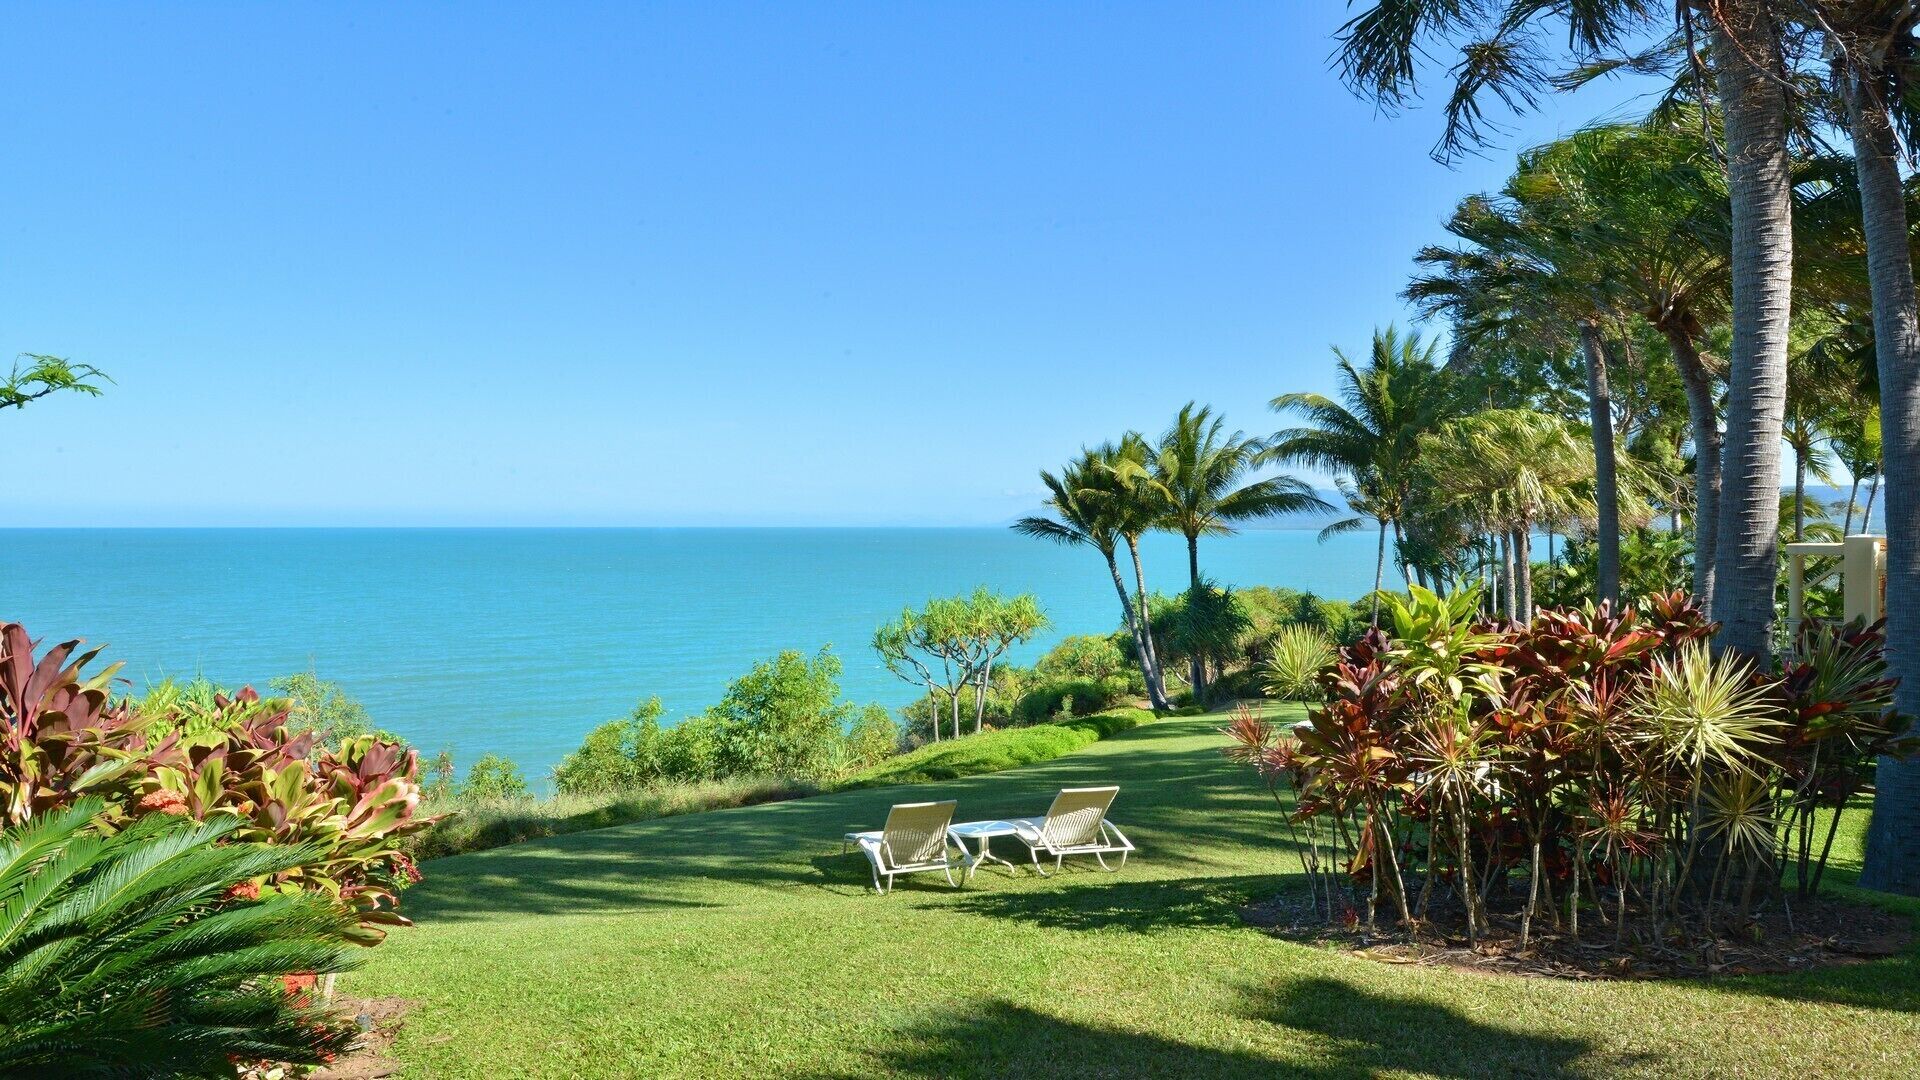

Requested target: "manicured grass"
[
  {"left": 843, "top": 707, "right": 1155, "bottom": 786},
  {"left": 350, "top": 707, "right": 1920, "bottom": 1078}
]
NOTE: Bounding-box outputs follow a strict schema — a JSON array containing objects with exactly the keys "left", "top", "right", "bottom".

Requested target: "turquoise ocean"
[{"left": 6, "top": 528, "right": 1382, "bottom": 781}]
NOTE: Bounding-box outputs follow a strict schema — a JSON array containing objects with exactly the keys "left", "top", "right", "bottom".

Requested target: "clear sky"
[{"left": 1, "top": 3, "right": 1664, "bottom": 526}]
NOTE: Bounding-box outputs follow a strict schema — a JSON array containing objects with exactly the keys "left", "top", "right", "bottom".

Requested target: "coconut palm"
[
  {"left": 1406, "top": 186, "right": 1629, "bottom": 606},
  {"left": 1270, "top": 328, "right": 1456, "bottom": 625},
  {"left": 1800, "top": 1, "right": 1920, "bottom": 895},
  {"left": 1507, "top": 119, "right": 1732, "bottom": 606},
  {"left": 1133, "top": 403, "right": 1329, "bottom": 700},
  {"left": 1419, "top": 409, "right": 1597, "bottom": 620},
  {"left": 1334, "top": 0, "right": 1797, "bottom": 662},
  {"left": 1013, "top": 448, "right": 1169, "bottom": 711}
]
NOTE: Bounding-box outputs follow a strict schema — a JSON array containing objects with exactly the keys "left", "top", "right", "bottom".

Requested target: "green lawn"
[{"left": 351, "top": 708, "right": 1920, "bottom": 1078}]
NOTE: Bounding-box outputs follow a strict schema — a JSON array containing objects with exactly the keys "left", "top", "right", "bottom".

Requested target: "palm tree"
[
  {"left": 1419, "top": 409, "right": 1597, "bottom": 620},
  {"left": 1132, "top": 404, "right": 1328, "bottom": 701},
  {"left": 1405, "top": 188, "right": 1628, "bottom": 607},
  {"left": 1804, "top": 2, "right": 1920, "bottom": 896},
  {"left": 1013, "top": 448, "right": 1169, "bottom": 711},
  {"left": 1333, "top": 0, "right": 1797, "bottom": 661},
  {"left": 1270, "top": 328, "right": 1454, "bottom": 625},
  {"left": 1508, "top": 119, "right": 1732, "bottom": 608}
]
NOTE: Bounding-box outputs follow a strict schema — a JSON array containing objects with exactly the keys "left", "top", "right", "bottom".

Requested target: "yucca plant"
[
  {"left": 0, "top": 798, "right": 361, "bottom": 1077},
  {"left": 1261, "top": 625, "right": 1334, "bottom": 702}
]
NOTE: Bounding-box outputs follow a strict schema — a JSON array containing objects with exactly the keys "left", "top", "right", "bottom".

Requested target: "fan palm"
[
  {"left": 1269, "top": 327, "right": 1454, "bottom": 625},
  {"left": 1013, "top": 449, "right": 1169, "bottom": 711},
  {"left": 1133, "top": 403, "right": 1328, "bottom": 700},
  {"left": 0, "top": 799, "right": 361, "bottom": 1077}
]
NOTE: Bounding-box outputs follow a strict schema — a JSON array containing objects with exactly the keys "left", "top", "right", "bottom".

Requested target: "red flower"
[
  {"left": 136, "top": 788, "right": 188, "bottom": 816},
  {"left": 224, "top": 880, "right": 262, "bottom": 902}
]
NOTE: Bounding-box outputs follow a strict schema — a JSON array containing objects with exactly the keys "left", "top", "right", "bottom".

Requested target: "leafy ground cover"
[{"left": 349, "top": 707, "right": 1920, "bottom": 1078}]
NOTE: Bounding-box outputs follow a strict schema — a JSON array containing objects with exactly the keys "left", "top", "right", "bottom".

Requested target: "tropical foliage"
[{"left": 1226, "top": 590, "right": 1914, "bottom": 946}]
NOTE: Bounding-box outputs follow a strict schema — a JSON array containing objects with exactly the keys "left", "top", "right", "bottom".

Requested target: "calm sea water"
[{"left": 5, "top": 528, "right": 1379, "bottom": 780}]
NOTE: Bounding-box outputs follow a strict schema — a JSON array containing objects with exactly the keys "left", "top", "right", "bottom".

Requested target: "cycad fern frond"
[{"left": 0, "top": 799, "right": 361, "bottom": 1078}]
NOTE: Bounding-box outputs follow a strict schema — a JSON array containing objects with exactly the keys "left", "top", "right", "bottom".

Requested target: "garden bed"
[{"left": 1238, "top": 892, "right": 1912, "bottom": 981}]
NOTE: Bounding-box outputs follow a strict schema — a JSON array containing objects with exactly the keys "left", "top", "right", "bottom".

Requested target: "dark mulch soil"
[
  {"left": 1239, "top": 892, "right": 1912, "bottom": 981},
  {"left": 312, "top": 996, "right": 414, "bottom": 1080}
]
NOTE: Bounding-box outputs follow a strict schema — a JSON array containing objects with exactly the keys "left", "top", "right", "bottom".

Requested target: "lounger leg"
[
  {"left": 1030, "top": 845, "right": 1049, "bottom": 877},
  {"left": 1095, "top": 851, "right": 1112, "bottom": 872},
  {"left": 1055, "top": 854, "right": 1064, "bottom": 873}
]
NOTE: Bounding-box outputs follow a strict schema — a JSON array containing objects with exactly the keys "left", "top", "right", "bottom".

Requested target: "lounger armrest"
[{"left": 1099, "top": 821, "right": 1135, "bottom": 851}]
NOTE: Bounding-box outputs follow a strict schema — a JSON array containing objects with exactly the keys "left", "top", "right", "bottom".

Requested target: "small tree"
[
  {"left": 963, "top": 589, "right": 1049, "bottom": 734},
  {"left": 707, "top": 647, "right": 852, "bottom": 780},
  {"left": 873, "top": 589, "right": 1047, "bottom": 741}
]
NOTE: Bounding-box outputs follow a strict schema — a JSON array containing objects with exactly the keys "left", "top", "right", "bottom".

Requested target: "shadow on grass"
[
  {"left": 801, "top": 978, "right": 1618, "bottom": 1078},
  {"left": 399, "top": 715, "right": 1298, "bottom": 922},
  {"left": 947, "top": 873, "right": 1284, "bottom": 933}
]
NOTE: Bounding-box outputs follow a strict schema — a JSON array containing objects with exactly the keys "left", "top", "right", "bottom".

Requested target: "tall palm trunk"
[
  {"left": 1793, "top": 445, "right": 1806, "bottom": 542},
  {"left": 1370, "top": 519, "right": 1388, "bottom": 627},
  {"left": 1579, "top": 321, "right": 1621, "bottom": 606},
  {"left": 1844, "top": 475, "right": 1861, "bottom": 535},
  {"left": 1184, "top": 532, "right": 1206, "bottom": 703},
  {"left": 1708, "top": 7, "right": 1794, "bottom": 664},
  {"left": 1106, "top": 549, "right": 1168, "bottom": 711},
  {"left": 1514, "top": 524, "right": 1533, "bottom": 619},
  {"left": 1664, "top": 325, "right": 1722, "bottom": 608},
  {"left": 1499, "top": 530, "right": 1516, "bottom": 621},
  {"left": 1125, "top": 535, "right": 1168, "bottom": 707},
  {"left": 1849, "top": 72, "right": 1920, "bottom": 895}
]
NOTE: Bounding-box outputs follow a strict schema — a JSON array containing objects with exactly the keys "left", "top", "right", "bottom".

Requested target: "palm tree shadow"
[{"left": 800, "top": 979, "right": 1633, "bottom": 1078}]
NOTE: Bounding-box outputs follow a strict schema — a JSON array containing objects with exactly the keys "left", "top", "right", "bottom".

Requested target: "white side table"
[{"left": 946, "top": 819, "right": 1023, "bottom": 880}]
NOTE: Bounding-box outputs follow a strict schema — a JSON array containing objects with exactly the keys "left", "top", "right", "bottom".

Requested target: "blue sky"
[{"left": 1, "top": 3, "right": 1664, "bottom": 526}]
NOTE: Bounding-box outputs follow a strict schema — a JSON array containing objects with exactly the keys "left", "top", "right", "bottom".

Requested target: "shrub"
[
  {"left": 462, "top": 753, "right": 532, "bottom": 800},
  {"left": 1011, "top": 677, "right": 1130, "bottom": 724},
  {"left": 1262, "top": 625, "right": 1335, "bottom": 701},
  {"left": 0, "top": 799, "right": 361, "bottom": 1076},
  {"left": 841, "top": 704, "right": 901, "bottom": 771},
  {"left": 2, "top": 622, "right": 438, "bottom": 944},
  {"left": 1224, "top": 589, "right": 1918, "bottom": 949},
  {"left": 707, "top": 647, "right": 856, "bottom": 780},
  {"left": 1035, "top": 634, "right": 1140, "bottom": 689}
]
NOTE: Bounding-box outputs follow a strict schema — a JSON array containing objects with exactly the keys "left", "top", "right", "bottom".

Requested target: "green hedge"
[{"left": 841, "top": 708, "right": 1154, "bottom": 788}]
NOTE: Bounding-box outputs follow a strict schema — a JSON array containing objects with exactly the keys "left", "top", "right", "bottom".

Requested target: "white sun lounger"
[
  {"left": 843, "top": 800, "right": 968, "bottom": 894},
  {"left": 1009, "top": 786, "right": 1135, "bottom": 875}
]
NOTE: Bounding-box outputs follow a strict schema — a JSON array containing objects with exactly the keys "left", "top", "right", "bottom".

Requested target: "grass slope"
[
  {"left": 351, "top": 708, "right": 1920, "bottom": 1078},
  {"left": 844, "top": 707, "right": 1154, "bottom": 786}
]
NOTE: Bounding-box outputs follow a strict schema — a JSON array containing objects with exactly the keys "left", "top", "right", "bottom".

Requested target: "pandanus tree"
[
  {"left": 1133, "top": 403, "right": 1329, "bottom": 701},
  {"left": 1334, "top": 0, "right": 1797, "bottom": 663},
  {"left": 1269, "top": 328, "right": 1456, "bottom": 625},
  {"left": 1013, "top": 448, "right": 1170, "bottom": 710}
]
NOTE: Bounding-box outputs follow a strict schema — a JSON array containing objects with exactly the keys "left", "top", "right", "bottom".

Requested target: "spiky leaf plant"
[
  {"left": 0, "top": 799, "right": 360, "bottom": 1077},
  {"left": 1262, "top": 625, "right": 1335, "bottom": 702},
  {"left": 1631, "top": 643, "right": 1784, "bottom": 777}
]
